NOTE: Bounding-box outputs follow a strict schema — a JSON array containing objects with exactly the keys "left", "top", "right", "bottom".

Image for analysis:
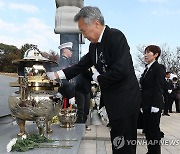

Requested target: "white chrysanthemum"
[
  {"left": 6, "top": 138, "right": 17, "bottom": 152},
  {"left": 22, "top": 134, "right": 27, "bottom": 139}
]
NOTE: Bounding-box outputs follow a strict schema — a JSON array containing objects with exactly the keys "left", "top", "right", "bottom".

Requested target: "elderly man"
[{"left": 47, "top": 6, "right": 141, "bottom": 154}]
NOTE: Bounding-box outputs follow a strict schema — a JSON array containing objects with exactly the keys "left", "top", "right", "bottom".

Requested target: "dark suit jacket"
[
  {"left": 140, "top": 61, "right": 165, "bottom": 110},
  {"left": 163, "top": 78, "right": 173, "bottom": 95},
  {"left": 63, "top": 26, "right": 141, "bottom": 120}
]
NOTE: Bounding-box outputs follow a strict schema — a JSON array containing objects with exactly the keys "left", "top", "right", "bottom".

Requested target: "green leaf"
[{"left": 11, "top": 134, "right": 54, "bottom": 152}]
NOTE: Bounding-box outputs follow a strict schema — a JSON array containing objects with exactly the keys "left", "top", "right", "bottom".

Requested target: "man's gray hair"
[{"left": 74, "top": 6, "right": 105, "bottom": 25}]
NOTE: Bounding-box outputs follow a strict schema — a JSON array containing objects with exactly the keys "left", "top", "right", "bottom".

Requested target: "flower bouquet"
[{"left": 7, "top": 134, "right": 73, "bottom": 152}]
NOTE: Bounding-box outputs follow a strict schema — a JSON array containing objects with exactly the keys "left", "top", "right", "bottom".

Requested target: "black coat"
[
  {"left": 163, "top": 78, "right": 173, "bottom": 95},
  {"left": 63, "top": 26, "right": 141, "bottom": 120},
  {"left": 140, "top": 61, "right": 165, "bottom": 110}
]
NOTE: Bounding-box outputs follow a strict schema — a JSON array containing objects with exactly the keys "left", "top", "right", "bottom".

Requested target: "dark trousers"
[
  {"left": 170, "top": 97, "right": 180, "bottom": 112},
  {"left": 109, "top": 113, "right": 138, "bottom": 154},
  {"left": 75, "top": 91, "right": 90, "bottom": 123},
  {"left": 163, "top": 94, "right": 171, "bottom": 114},
  {"left": 143, "top": 110, "right": 161, "bottom": 154}
]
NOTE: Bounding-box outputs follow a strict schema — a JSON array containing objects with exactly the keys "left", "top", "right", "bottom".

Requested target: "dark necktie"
[
  {"left": 143, "top": 67, "right": 148, "bottom": 77},
  {"left": 96, "top": 43, "right": 101, "bottom": 54}
]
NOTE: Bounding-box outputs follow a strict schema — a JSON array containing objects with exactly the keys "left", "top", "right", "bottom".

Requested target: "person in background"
[
  {"left": 58, "top": 42, "right": 73, "bottom": 69},
  {"left": 46, "top": 6, "right": 141, "bottom": 154},
  {"left": 140, "top": 45, "right": 165, "bottom": 154},
  {"left": 162, "top": 72, "right": 173, "bottom": 116},
  {"left": 169, "top": 77, "right": 180, "bottom": 113},
  {"left": 48, "top": 42, "right": 75, "bottom": 107},
  {"left": 75, "top": 64, "right": 93, "bottom": 131}
]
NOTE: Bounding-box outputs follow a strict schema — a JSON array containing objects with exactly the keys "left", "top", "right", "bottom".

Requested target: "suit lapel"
[
  {"left": 144, "top": 61, "right": 158, "bottom": 78},
  {"left": 89, "top": 26, "right": 111, "bottom": 70},
  {"left": 142, "top": 67, "right": 148, "bottom": 78},
  {"left": 98, "top": 26, "right": 111, "bottom": 67}
]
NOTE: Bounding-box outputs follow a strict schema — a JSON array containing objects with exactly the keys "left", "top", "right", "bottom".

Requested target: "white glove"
[
  {"left": 46, "top": 72, "right": 56, "bottom": 80},
  {"left": 69, "top": 97, "right": 75, "bottom": 105},
  {"left": 56, "top": 70, "right": 66, "bottom": 79},
  {"left": 56, "top": 92, "right": 62, "bottom": 99},
  {"left": 151, "top": 107, "right": 159, "bottom": 113},
  {"left": 92, "top": 70, "right": 100, "bottom": 82},
  {"left": 168, "top": 90, "right": 172, "bottom": 94}
]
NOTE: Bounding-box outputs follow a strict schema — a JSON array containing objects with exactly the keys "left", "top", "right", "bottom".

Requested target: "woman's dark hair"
[{"left": 145, "top": 45, "right": 161, "bottom": 60}]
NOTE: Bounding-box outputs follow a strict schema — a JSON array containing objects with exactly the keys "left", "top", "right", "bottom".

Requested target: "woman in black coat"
[{"left": 140, "top": 45, "right": 165, "bottom": 154}]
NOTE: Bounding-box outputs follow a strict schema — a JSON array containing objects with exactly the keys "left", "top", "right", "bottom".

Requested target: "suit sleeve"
[
  {"left": 151, "top": 65, "right": 165, "bottom": 108},
  {"left": 63, "top": 52, "right": 93, "bottom": 80}
]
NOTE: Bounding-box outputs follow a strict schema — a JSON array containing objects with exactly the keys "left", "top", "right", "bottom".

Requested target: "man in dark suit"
[
  {"left": 162, "top": 72, "right": 173, "bottom": 116},
  {"left": 170, "top": 77, "right": 180, "bottom": 113},
  {"left": 47, "top": 6, "right": 141, "bottom": 154},
  {"left": 140, "top": 45, "right": 165, "bottom": 154}
]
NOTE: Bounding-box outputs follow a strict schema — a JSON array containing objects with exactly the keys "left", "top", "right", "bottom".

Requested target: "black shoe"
[
  {"left": 162, "top": 113, "right": 170, "bottom": 116},
  {"left": 160, "top": 131, "right": 164, "bottom": 138},
  {"left": 86, "top": 125, "right": 91, "bottom": 131},
  {"left": 169, "top": 111, "right": 172, "bottom": 113},
  {"left": 106, "top": 123, "right": 110, "bottom": 127}
]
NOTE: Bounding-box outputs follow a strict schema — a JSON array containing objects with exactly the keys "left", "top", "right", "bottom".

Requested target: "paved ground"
[
  {"left": 0, "top": 75, "right": 18, "bottom": 117},
  {"left": 0, "top": 116, "right": 85, "bottom": 154},
  {"left": 1, "top": 74, "right": 180, "bottom": 154},
  {"left": 78, "top": 110, "right": 180, "bottom": 154},
  {"left": 1, "top": 110, "right": 179, "bottom": 154}
]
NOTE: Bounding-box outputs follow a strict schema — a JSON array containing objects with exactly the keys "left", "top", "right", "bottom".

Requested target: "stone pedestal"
[{"left": 0, "top": 116, "right": 85, "bottom": 154}]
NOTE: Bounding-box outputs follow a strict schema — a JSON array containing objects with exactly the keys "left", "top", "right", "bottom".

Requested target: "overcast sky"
[{"left": 0, "top": 0, "right": 180, "bottom": 64}]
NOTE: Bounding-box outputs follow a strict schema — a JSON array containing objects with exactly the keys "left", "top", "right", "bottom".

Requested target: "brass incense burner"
[
  {"left": 8, "top": 48, "right": 63, "bottom": 136},
  {"left": 58, "top": 108, "right": 77, "bottom": 128}
]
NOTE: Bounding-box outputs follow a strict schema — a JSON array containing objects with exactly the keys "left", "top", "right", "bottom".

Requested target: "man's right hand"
[
  {"left": 46, "top": 72, "right": 56, "bottom": 80},
  {"left": 47, "top": 70, "right": 66, "bottom": 80}
]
